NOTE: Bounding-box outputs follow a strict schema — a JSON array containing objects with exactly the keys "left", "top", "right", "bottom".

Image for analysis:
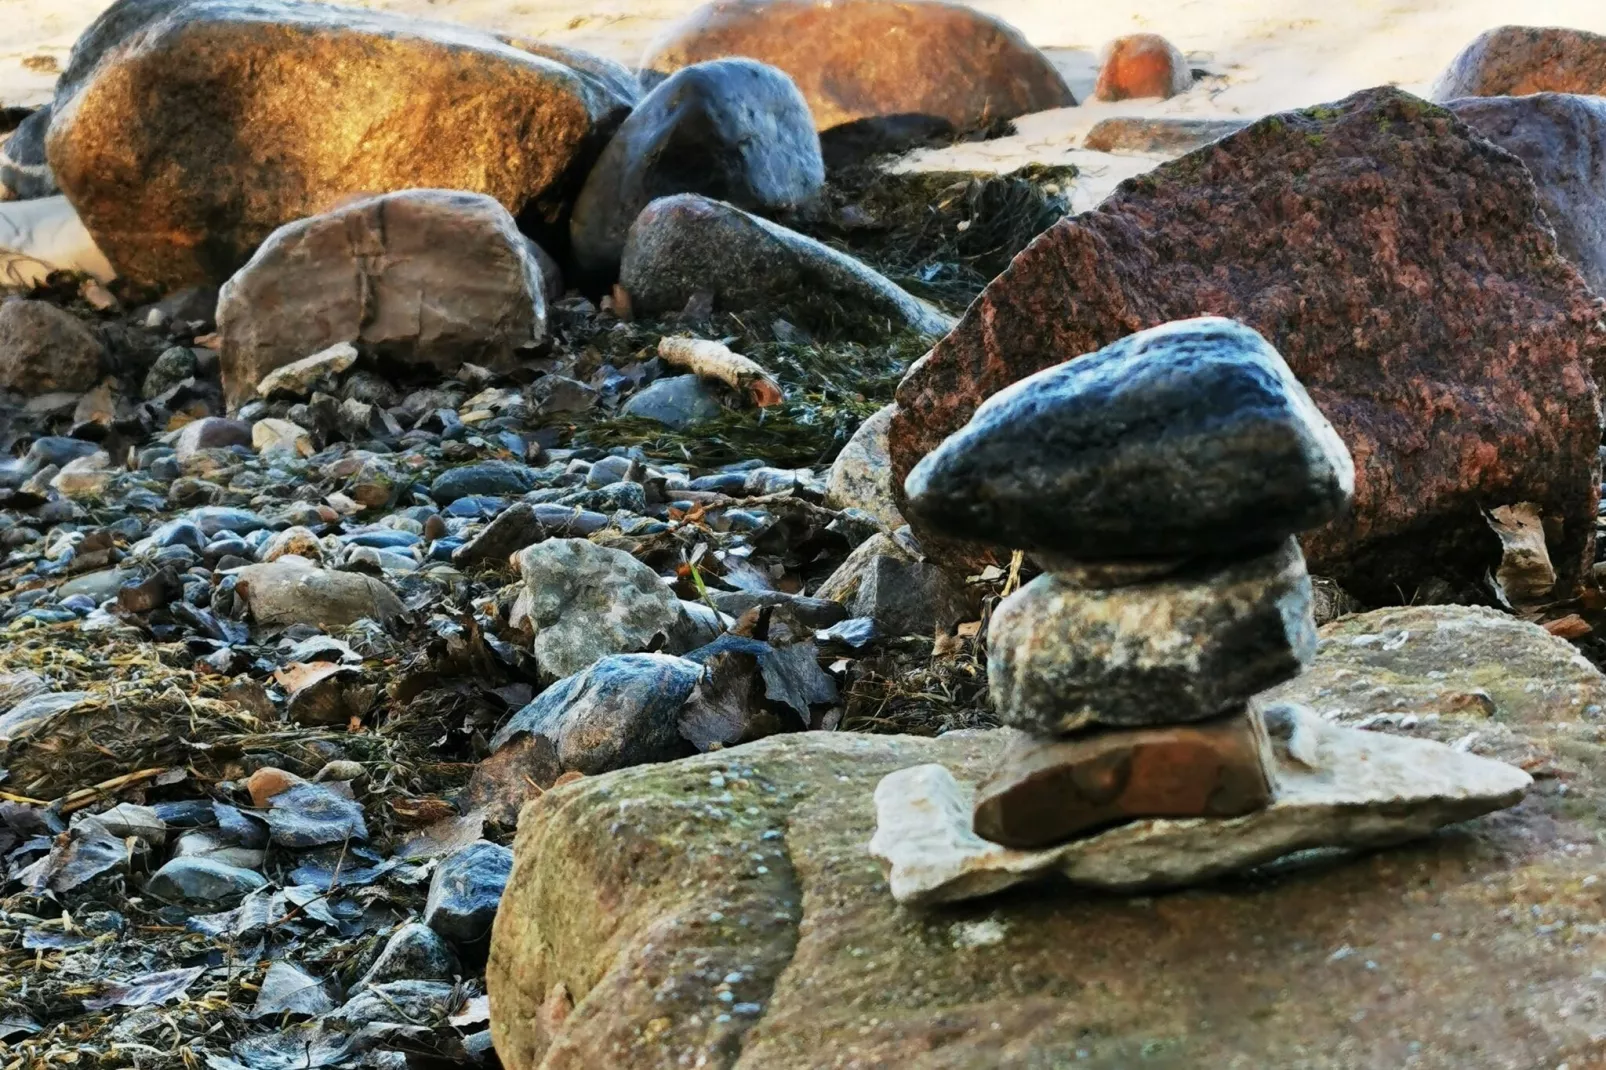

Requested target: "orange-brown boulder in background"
[
  {"left": 641, "top": 0, "right": 1075, "bottom": 162},
  {"left": 1093, "top": 33, "right": 1193, "bottom": 101},
  {"left": 46, "top": 0, "right": 633, "bottom": 288},
  {"left": 1431, "top": 25, "right": 1606, "bottom": 100},
  {"left": 889, "top": 88, "right": 1606, "bottom": 604}
]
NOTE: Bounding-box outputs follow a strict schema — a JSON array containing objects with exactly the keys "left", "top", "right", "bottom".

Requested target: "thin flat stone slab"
[
  {"left": 971, "top": 706, "right": 1275, "bottom": 849},
  {"left": 870, "top": 705, "right": 1531, "bottom": 907}
]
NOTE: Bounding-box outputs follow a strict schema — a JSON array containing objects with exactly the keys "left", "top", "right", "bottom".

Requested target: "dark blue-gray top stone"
[{"left": 903, "top": 317, "right": 1354, "bottom": 560}]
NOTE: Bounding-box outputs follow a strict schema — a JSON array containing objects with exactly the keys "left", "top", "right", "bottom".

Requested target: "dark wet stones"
[
  {"left": 620, "top": 373, "right": 726, "bottom": 428},
  {"left": 571, "top": 58, "right": 824, "bottom": 282},
  {"left": 904, "top": 318, "right": 1355, "bottom": 561},
  {"left": 452, "top": 502, "right": 548, "bottom": 569},
  {"left": 425, "top": 841, "right": 514, "bottom": 945},
  {"left": 619, "top": 194, "right": 954, "bottom": 338},
  {"left": 430, "top": 462, "right": 541, "bottom": 506},
  {"left": 145, "top": 856, "right": 268, "bottom": 906},
  {"left": 355, "top": 923, "right": 459, "bottom": 990}
]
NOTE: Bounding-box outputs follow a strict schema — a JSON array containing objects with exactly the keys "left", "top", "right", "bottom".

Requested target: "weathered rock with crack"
[
  {"left": 518, "top": 538, "right": 684, "bottom": 679},
  {"left": 487, "top": 710, "right": 1583, "bottom": 1068},
  {"left": 889, "top": 88, "right": 1606, "bottom": 602},
  {"left": 217, "top": 190, "right": 548, "bottom": 409},
  {"left": 1264, "top": 603, "right": 1606, "bottom": 724},
  {"left": 1447, "top": 93, "right": 1606, "bottom": 298},
  {"left": 1431, "top": 25, "right": 1606, "bottom": 101},
  {"left": 971, "top": 706, "right": 1276, "bottom": 849},
  {"left": 45, "top": 0, "right": 632, "bottom": 287},
  {"left": 641, "top": 0, "right": 1073, "bottom": 162},
  {"left": 873, "top": 705, "right": 1530, "bottom": 906},
  {"left": 905, "top": 317, "right": 1354, "bottom": 560},
  {"left": 232, "top": 556, "right": 410, "bottom": 630},
  {"left": 570, "top": 58, "right": 824, "bottom": 282},
  {"left": 989, "top": 539, "right": 1316, "bottom": 733},
  {"left": 620, "top": 193, "right": 954, "bottom": 337}
]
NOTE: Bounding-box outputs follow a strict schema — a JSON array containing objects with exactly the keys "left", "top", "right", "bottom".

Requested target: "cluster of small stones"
[{"left": 905, "top": 317, "right": 1356, "bottom": 849}]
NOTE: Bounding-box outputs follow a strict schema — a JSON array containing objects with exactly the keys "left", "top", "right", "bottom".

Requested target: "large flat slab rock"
[
  {"left": 889, "top": 87, "right": 1606, "bottom": 603},
  {"left": 872, "top": 706, "right": 1530, "bottom": 907},
  {"left": 488, "top": 625, "right": 1606, "bottom": 1068}
]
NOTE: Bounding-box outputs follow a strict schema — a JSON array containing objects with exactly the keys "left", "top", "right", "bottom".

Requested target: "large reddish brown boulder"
[
  {"left": 890, "top": 88, "right": 1606, "bottom": 603},
  {"left": 1431, "top": 25, "right": 1606, "bottom": 101},
  {"left": 46, "top": 0, "right": 633, "bottom": 287},
  {"left": 1447, "top": 93, "right": 1606, "bottom": 298},
  {"left": 640, "top": 0, "right": 1074, "bottom": 162},
  {"left": 1093, "top": 33, "right": 1193, "bottom": 101}
]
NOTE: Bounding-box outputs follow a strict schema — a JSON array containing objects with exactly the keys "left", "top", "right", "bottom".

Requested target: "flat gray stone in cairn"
[{"left": 874, "top": 317, "right": 1529, "bottom": 891}]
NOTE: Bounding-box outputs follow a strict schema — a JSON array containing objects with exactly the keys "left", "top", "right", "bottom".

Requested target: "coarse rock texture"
[
  {"left": 487, "top": 670, "right": 1604, "bottom": 1070},
  {"left": 1082, "top": 116, "right": 1252, "bottom": 155},
  {"left": 640, "top": 0, "right": 1074, "bottom": 162},
  {"left": 823, "top": 402, "right": 903, "bottom": 531},
  {"left": 425, "top": 840, "right": 514, "bottom": 946},
  {"left": 231, "top": 556, "right": 409, "bottom": 630},
  {"left": 890, "top": 88, "right": 1606, "bottom": 603},
  {"left": 45, "top": 0, "right": 633, "bottom": 288},
  {"left": 518, "top": 538, "right": 684, "bottom": 679},
  {"left": 971, "top": 706, "right": 1276, "bottom": 849},
  {"left": 904, "top": 318, "right": 1354, "bottom": 560},
  {"left": 0, "top": 106, "right": 53, "bottom": 200},
  {"left": 1431, "top": 25, "right": 1606, "bottom": 101},
  {"left": 216, "top": 189, "right": 549, "bottom": 409},
  {"left": 1447, "top": 93, "right": 1606, "bottom": 298},
  {"left": 1093, "top": 34, "right": 1193, "bottom": 102},
  {"left": 813, "top": 530, "right": 976, "bottom": 637},
  {"left": 620, "top": 194, "right": 954, "bottom": 338},
  {"left": 1264, "top": 603, "right": 1606, "bottom": 724},
  {"left": 570, "top": 58, "right": 824, "bottom": 283},
  {"left": 987, "top": 539, "right": 1317, "bottom": 734},
  {"left": 873, "top": 705, "right": 1530, "bottom": 906},
  {"left": 0, "top": 298, "right": 105, "bottom": 396}
]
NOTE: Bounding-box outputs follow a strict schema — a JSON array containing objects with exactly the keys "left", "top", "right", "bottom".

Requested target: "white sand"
[{"left": 6, "top": 0, "right": 1606, "bottom": 210}]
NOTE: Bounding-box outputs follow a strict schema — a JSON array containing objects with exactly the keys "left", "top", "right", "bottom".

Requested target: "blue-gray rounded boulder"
[
  {"left": 571, "top": 58, "right": 824, "bottom": 283},
  {"left": 904, "top": 317, "right": 1354, "bottom": 561}
]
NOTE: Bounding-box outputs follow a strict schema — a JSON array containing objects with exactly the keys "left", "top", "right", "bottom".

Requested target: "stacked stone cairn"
[{"left": 903, "top": 317, "right": 1355, "bottom": 849}]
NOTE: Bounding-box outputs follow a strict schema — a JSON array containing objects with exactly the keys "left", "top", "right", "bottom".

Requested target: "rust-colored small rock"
[
  {"left": 1093, "top": 34, "right": 1192, "bottom": 101},
  {"left": 972, "top": 708, "right": 1276, "bottom": 849}
]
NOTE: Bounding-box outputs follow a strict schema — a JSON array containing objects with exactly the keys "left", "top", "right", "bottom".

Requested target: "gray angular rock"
[
  {"left": 425, "top": 840, "right": 515, "bottom": 945},
  {"left": 218, "top": 190, "right": 549, "bottom": 409},
  {"left": 142, "top": 346, "right": 201, "bottom": 399},
  {"left": 814, "top": 531, "right": 975, "bottom": 637},
  {"left": 262, "top": 780, "right": 368, "bottom": 848},
  {"left": 870, "top": 705, "right": 1531, "bottom": 906},
  {"left": 232, "top": 557, "right": 409, "bottom": 629},
  {"left": 519, "top": 539, "right": 684, "bottom": 678},
  {"left": 824, "top": 402, "right": 903, "bottom": 531},
  {"left": 905, "top": 317, "right": 1355, "bottom": 561},
  {"left": 0, "top": 107, "right": 54, "bottom": 199},
  {"left": 987, "top": 539, "right": 1317, "bottom": 734},
  {"left": 0, "top": 299, "right": 105, "bottom": 396},
  {"left": 620, "top": 193, "right": 953, "bottom": 337},
  {"left": 354, "top": 923, "right": 459, "bottom": 991},
  {"left": 1447, "top": 94, "right": 1606, "bottom": 297},
  {"left": 452, "top": 502, "right": 548, "bottom": 568},
  {"left": 572, "top": 58, "right": 823, "bottom": 282},
  {"left": 145, "top": 856, "right": 268, "bottom": 906}
]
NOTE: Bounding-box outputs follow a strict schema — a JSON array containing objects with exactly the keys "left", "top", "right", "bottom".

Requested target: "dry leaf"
[{"left": 1485, "top": 502, "right": 1556, "bottom": 608}]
